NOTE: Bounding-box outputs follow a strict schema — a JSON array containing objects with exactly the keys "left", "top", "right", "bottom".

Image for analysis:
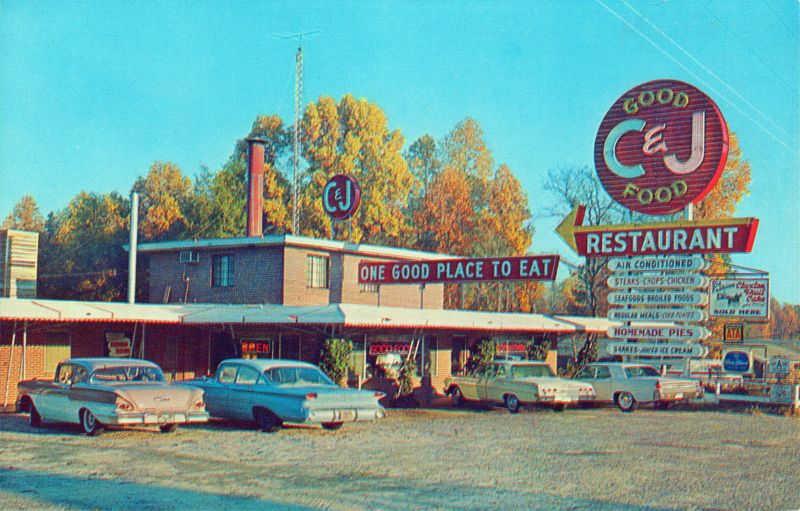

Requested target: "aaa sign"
[
  {"left": 358, "top": 255, "right": 559, "bottom": 285},
  {"left": 594, "top": 79, "right": 728, "bottom": 215}
]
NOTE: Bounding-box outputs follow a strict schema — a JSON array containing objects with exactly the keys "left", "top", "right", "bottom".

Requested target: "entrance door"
[
  {"left": 451, "top": 336, "right": 466, "bottom": 375},
  {"left": 281, "top": 334, "right": 301, "bottom": 361}
]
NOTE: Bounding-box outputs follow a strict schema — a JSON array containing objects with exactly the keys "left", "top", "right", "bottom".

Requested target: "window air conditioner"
[{"left": 179, "top": 250, "right": 200, "bottom": 263}]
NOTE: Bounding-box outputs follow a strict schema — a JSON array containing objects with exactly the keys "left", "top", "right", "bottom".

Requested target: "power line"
[
  {"left": 620, "top": 0, "right": 792, "bottom": 140},
  {"left": 594, "top": 0, "right": 799, "bottom": 158}
]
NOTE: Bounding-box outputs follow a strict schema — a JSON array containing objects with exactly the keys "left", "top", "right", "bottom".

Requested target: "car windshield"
[
  {"left": 624, "top": 366, "right": 661, "bottom": 378},
  {"left": 90, "top": 365, "right": 165, "bottom": 383},
  {"left": 512, "top": 364, "right": 554, "bottom": 378},
  {"left": 263, "top": 366, "right": 334, "bottom": 386}
]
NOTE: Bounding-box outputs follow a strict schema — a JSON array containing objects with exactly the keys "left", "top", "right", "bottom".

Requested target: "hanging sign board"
[
  {"left": 607, "top": 342, "right": 707, "bottom": 358},
  {"left": 608, "top": 290, "right": 707, "bottom": 306},
  {"left": 608, "top": 325, "right": 710, "bottom": 341},
  {"left": 323, "top": 175, "right": 361, "bottom": 220},
  {"left": 106, "top": 332, "right": 132, "bottom": 358},
  {"left": 608, "top": 273, "right": 708, "bottom": 289},
  {"left": 608, "top": 307, "right": 707, "bottom": 322},
  {"left": 358, "top": 255, "right": 559, "bottom": 285},
  {"left": 709, "top": 278, "right": 769, "bottom": 319},
  {"left": 594, "top": 79, "right": 728, "bottom": 216},
  {"left": 607, "top": 254, "right": 708, "bottom": 273}
]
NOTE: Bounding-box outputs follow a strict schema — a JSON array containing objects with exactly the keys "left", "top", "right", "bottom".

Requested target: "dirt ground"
[{"left": 0, "top": 405, "right": 797, "bottom": 511}]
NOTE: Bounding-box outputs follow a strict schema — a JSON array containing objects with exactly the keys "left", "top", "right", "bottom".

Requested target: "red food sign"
[
  {"left": 496, "top": 342, "right": 528, "bottom": 354},
  {"left": 594, "top": 79, "right": 728, "bottom": 215},
  {"left": 358, "top": 255, "right": 560, "bottom": 285},
  {"left": 369, "top": 342, "right": 410, "bottom": 356},
  {"left": 323, "top": 175, "right": 361, "bottom": 220}
]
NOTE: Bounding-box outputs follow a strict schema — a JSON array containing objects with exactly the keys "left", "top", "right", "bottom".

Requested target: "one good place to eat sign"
[
  {"left": 594, "top": 79, "right": 728, "bottom": 215},
  {"left": 358, "top": 255, "right": 559, "bottom": 285}
]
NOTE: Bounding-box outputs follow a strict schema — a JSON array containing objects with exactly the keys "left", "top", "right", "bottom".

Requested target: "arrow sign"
[
  {"left": 606, "top": 342, "right": 708, "bottom": 357},
  {"left": 608, "top": 325, "right": 711, "bottom": 341},
  {"left": 608, "top": 274, "right": 708, "bottom": 289},
  {"left": 555, "top": 205, "right": 759, "bottom": 257},
  {"left": 608, "top": 290, "right": 708, "bottom": 306},
  {"left": 607, "top": 255, "right": 708, "bottom": 273},
  {"left": 608, "top": 307, "right": 708, "bottom": 322}
]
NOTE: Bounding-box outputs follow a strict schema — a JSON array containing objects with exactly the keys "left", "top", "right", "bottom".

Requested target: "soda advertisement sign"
[
  {"left": 358, "top": 255, "right": 559, "bottom": 285},
  {"left": 723, "top": 350, "right": 752, "bottom": 373},
  {"left": 323, "top": 175, "right": 361, "bottom": 220},
  {"left": 594, "top": 79, "right": 728, "bottom": 215},
  {"left": 709, "top": 278, "right": 769, "bottom": 319}
]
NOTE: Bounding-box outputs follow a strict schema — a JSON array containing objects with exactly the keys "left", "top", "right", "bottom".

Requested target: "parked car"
[
  {"left": 187, "top": 359, "right": 386, "bottom": 432},
  {"left": 574, "top": 362, "right": 704, "bottom": 412},
  {"left": 445, "top": 361, "right": 596, "bottom": 412},
  {"left": 649, "top": 358, "right": 745, "bottom": 391},
  {"left": 16, "top": 358, "right": 209, "bottom": 435}
]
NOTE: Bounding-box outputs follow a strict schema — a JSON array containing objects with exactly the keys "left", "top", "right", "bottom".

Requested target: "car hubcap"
[
  {"left": 620, "top": 395, "right": 631, "bottom": 408},
  {"left": 509, "top": 397, "right": 518, "bottom": 409},
  {"left": 85, "top": 412, "right": 95, "bottom": 430}
]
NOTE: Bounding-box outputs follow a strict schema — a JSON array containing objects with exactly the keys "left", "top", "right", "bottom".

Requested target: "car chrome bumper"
[
  {"left": 99, "top": 411, "right": 210, "bottom": 425},
  {"left": 304, "top": 406, "right": 386, "bottom": 423},
  {"left": 540, "top": 394, "right": 595, "bottom": 404}
]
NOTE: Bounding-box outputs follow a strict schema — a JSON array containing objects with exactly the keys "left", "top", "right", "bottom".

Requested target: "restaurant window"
[
  {"left": 359, "top": 282, "right": 378, "bottom": 293},
  {"left": 212, "top": 255, "right": 235, "bottom": 287},
  {"left": 307, "top": 255, "right": 329, "bottom": 289},
  {"left": 365, "top": 337, "right": 430, "bottom": 379}
]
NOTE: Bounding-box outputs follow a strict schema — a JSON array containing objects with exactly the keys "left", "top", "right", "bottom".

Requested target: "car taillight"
[
  {"left": 306, "top": 393, "right": 318, "bottom": 399},
  {"left": 373, "top": 392, "right": 384, "bottom": 398},
  {"left": 194, "top": 400, "right": 205, "bottom": 409},
  {"left": 655, "top": 381, "right": 662, "bottom": 390},
  {"left": 116, "top": 398, "right": 134, "bottom": 411}
]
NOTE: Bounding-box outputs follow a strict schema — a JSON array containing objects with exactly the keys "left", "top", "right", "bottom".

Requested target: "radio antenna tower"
[{"left": 274, "top": 30, "right": 319, "bottom": 235}]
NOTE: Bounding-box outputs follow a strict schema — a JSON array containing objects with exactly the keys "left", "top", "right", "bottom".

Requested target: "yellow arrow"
[{"left": 554, "top": 205, "right": 586, "bottom": 253}]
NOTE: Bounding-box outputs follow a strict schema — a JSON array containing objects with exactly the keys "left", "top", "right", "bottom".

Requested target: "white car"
[{"left": 575, "top": 362, "right": 703, "bottom": 412}]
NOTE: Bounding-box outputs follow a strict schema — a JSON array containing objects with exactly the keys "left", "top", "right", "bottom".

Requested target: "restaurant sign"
[
  {"left": 608, "top": 273, "right": 707, "bottom": 289},
  {"left": 606, "top": 341, "right": 707, "bottom": 358},
  {"left": 608, "top": 307, "right": 707, "bottom": 322},
  {"left": 556, "top": 205, "right": 758, "bottom": 257},
  {"left": 358, "top": 255, "right": 559, "bottom": 285},
  {"left": 323, "top": 175, "right": 361, "bottom": 220},
  {"left": 608, "top": 325, "right": 710, "bottom": 341},
  {"left": 368, "top": 342, "right": 411, "bottom": 356},
  {"left": 594, "top": 79, "right": 728, "bottom": 216},
  {"left": 709, "top": 278, "right": 769, "bottom": 319},
  {"left": 608, "top": 290, "right": 707, "bottom": 306}
]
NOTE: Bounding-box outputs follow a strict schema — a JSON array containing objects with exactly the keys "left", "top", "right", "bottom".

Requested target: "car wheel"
[
  {"left": 616, "top": 392, "right": 638, "bottom": 413},
  {"left": 29, "top": 403, "right": 43, "bottom": 428},
  {"left": 321, "top": 422, "right": 344, "bottom": 431},
  {"left": 81, "top": 409, "right": 105, "bottom": 436},
  {"left": 159, "top": 423, "right": 178, "bottom": 433},
  {"left": 451, "top": 387, "right": 463, "bottom": 407},
  {"left": 506, "top": 394, "right": 521, "bottom": 413},
  {"left": 553, "top": 403, "right": 567, "bottom": 412},
  {"left": 254, "top": 408, "right": 282, "bottom": 433}
]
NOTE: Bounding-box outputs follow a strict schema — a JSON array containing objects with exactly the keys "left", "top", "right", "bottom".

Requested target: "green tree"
[
  {"left": 300, "top": 95, "right": 416, "bottom": 244},
  {"left": 318, "top": 338, "right": 353, "bottom": 386},
  {"left": 2, "top": 194, "right": 45, "bottom": 231},
  {"left": 39, "top": 192, "right": 129, "bottom": 300}
]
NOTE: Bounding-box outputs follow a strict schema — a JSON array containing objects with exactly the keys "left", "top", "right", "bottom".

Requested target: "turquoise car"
[{"left": 188, "top": 359, "right": 386, "bottom": 432}]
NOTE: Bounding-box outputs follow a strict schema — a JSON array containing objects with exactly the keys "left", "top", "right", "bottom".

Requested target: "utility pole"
[{"left": 275, "top": 30, "right": 319, "bottom": 235}]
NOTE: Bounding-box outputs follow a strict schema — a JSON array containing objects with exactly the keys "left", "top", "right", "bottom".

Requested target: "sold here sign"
[{"left": 358, "top": 255, "right": 559, "bottom": 285}]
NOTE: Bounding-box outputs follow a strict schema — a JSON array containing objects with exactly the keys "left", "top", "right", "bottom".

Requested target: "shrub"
[
  {"left": 319, "top": 338, "right": 353, "bottom": 386},
  {"left": 465, "top": 339, "right": 496, "bottom": 374},
  {"left": 528, "top": 339, "right": 552, "bottom": 361},
  {"left": 397, "top": 356, "right": 416, "bottom": 397}
]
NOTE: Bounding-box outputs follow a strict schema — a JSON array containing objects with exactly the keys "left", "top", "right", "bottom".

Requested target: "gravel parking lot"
[{"left": 0, "top": 406, "right": 797, "bottom": 511}]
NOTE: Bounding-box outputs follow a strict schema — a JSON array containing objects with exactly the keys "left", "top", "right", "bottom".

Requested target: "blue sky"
[{"left": 1, "top": 1, "right": 798, "bottom": 303}]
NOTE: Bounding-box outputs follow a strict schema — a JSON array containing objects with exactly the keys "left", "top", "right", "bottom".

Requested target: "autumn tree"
[
  {"left": 39, "top": 192, "right": 129, "bottom": 300},
  {"left": 132, "top": 162, "right": 193, "bottom": 241},
  {"left": 2, "top": 194, "right": 45, "bottom": 231},
  {"left": 300, "top": 95, "right": 415, "bottom": 245}
]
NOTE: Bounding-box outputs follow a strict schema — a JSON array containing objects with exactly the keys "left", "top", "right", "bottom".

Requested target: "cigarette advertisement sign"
[
  {"left": 358, "top": 255, "right": 559, "bottom": 285},
  {"left": 594, "top": 79, "right": 728, "bottom": 216},
  {"left": 709, "top": 278, "right": 769, "bottom": 319},
  {"left": 606, "top": 342, "right": 707, "bottom": 358}
]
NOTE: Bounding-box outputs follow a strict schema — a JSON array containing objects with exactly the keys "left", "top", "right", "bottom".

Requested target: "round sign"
[
  {"left": 594, "top": 79, "right": 728, "bottom": 215},
  {"left": 322, "top": 175, "right": 361, "bottom": 220}
]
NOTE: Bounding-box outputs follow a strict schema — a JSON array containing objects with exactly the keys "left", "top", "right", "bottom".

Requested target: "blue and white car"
[{"left": 188, "top": 359, "right": 386, "bottom": 432}]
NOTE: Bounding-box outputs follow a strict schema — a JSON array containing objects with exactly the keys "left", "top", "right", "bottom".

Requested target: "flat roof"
[
  {"left": 133, "top": 234, "right": 456, "bottom": 261},
  {"left": 0, "top": 298, "right": 624, "bottom": 334}
]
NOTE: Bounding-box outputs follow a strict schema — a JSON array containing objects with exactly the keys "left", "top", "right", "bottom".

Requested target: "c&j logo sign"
[
  {"left": 594, "top": 79, "right": 728, "bottom": 215},
  {"left": 323, "top": 174, "right": 361, "bottom": 220}
]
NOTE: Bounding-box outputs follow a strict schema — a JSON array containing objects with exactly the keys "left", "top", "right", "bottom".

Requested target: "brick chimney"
[{"left": 246, "top": 138, "right": 266, "bottom": 237}]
